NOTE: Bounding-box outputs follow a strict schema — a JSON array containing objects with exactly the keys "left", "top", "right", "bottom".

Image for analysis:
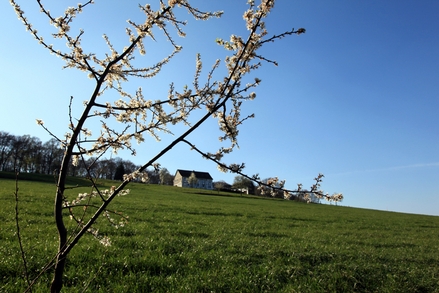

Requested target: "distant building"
[
  {"left": 213, "top": 181, "right": 232, "bottom": 192},
  {"left": 173, "top": 169, "right": 213, "bottom": 190}
]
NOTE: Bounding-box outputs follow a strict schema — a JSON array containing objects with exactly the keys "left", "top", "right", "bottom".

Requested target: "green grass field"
[{"left": 1, "top": 173, "right": 438, "bottom": 292}]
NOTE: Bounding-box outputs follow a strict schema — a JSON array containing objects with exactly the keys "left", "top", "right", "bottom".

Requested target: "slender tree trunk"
[{"left": 50, "top": 186, "right": 68, "bottom": 293}]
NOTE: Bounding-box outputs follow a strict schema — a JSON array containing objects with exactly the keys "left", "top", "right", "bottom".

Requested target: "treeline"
[{"left": 0, "top": 131, "right": 167, "bottom": 183}]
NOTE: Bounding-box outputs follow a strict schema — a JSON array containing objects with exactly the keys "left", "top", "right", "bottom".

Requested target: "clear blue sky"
[{"left": 1, "top": 1, "right": 438, "bottom": 216}]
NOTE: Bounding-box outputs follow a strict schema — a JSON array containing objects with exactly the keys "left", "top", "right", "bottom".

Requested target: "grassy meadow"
[{"left": 0, "top": 173, "right": 438, "bottom": 292}]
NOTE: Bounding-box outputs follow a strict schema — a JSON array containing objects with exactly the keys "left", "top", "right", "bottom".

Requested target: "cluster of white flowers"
[
  {"left": 323, "top": 193, "right": 344, "bottom": 203},
  {"left": 168, "top": 0, "right": 184, "bottom": 7},
  {"left": 310, "top": 173, "right": 325, "bottom": 194},
  {"left": 123, "top": 170, "right": 149, "bottom": 182},
  {"left": 71, "top": 155, "right": 80, "bottom": 167},
  {"left": 65, "top": 188, "right": 131, "bottom": 207},
  {"left": 69, "top": 192, "right": 88, "bottom": 206},
  {"left": 99, "top": 236, "right": 111, "bottom": 247},
  {"left": 103, "top": 210, "right": 128, "bottom": 229},
  {"left": 283, "top": 191, "right": 292, "bottom": 200},
  {"left": 52, "top": 16, "right": 71, "bottom": 38},
  {"left": 217, "top": 164, "right": 228, "bottom": 173},
  {"left": 228, "top": 163, "right": 245, "bottom": 173},
  {"left": 292, "top": 191, "right": 344, "bottom": 204},
  {"left": 205, "top": 151, "right": 223, "bottom": 161},
  {"left": 87, "top": 227, "right": 111, "bottom": 247},
  {"left": 303, "top": 193, "right": 312, "bottom": 203},
  {"left": 258, "top": 177, "right": 285, "bottom": 197},
  {"left": 250, "top": 173, "right": 342, "bottom": 204}
]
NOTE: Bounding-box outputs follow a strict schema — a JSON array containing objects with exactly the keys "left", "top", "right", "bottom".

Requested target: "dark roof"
[{"left": 175, "top": 169, "right": 213, "bottom": 180}]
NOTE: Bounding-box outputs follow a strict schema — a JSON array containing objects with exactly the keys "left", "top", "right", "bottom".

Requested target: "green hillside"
[{"left": 1, "top": 174, "right": 438, "bottom": 292}]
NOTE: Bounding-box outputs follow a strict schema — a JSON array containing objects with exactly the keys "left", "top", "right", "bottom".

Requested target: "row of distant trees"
[
  {"left": 0, "top": 131, "right": 175, "bottom": 184},
  {"left": 0, "top": 131, "right": 63, "bottom": 174}
]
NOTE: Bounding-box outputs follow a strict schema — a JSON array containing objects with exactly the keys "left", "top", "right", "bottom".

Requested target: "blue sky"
[{"left": 1, "top": 1, "right": 438, "bottom": 216}]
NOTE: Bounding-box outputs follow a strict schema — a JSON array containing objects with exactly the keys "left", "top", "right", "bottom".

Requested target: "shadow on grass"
[
  {"left": 189, "top": 190, "right": 289, "bottom": 202},
  {"left": 0, "top": 171, "right": 105, "bottom": 187},
  {"left": 186, "top": 210, "right": 244, "bottom": 217}
]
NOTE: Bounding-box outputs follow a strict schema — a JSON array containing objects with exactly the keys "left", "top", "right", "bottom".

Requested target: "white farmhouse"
[{"left": 173, "top": 169, "right": 213, "bottom": 190}]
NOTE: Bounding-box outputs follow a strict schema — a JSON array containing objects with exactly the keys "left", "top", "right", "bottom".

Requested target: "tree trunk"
[{"left": 50, "top": 181, "right": 68, "bottom": 292}]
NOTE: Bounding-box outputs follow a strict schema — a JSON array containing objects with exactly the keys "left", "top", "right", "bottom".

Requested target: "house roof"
[{"left": 175, "top": 169, "right": 213, "bottom": 180}]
